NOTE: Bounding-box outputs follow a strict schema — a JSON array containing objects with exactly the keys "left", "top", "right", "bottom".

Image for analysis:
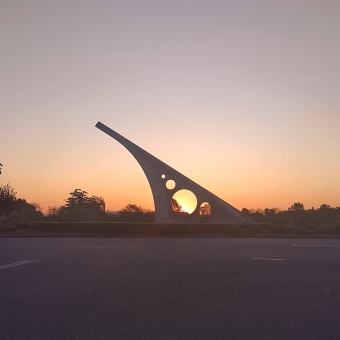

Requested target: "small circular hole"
[
  {"left": 161, "top": 174, "right": 165, "bottom": 179},
  {"left": 166, "top": 180, "right": 176, "bottom": 190}
]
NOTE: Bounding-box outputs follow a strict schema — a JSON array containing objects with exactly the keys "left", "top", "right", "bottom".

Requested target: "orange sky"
[{"left": 1, "top": 1, "right": 340, "bottom": 212}]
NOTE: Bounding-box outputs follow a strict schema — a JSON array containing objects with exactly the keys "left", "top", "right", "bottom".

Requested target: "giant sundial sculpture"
[{"left": 96, "top": 122, "right": 254, "bottom": 224}]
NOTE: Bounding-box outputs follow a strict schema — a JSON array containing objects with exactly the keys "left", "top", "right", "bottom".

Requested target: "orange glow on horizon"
[{"left": 1, "top": 1, "right": 340, "bottom": 214}]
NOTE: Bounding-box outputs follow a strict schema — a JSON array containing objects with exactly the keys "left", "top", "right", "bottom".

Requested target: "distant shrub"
[
  {"left": 294, "top": 227, "right": 311, "bottom": 236},
  {"left": 304, "top": 223, "right": 317, "bottom": 231},
  {"left": 237, "top": 224, "right": 255, "bottom": 232},
  {"left": 259, "top": 224, "right": 293, "bottom": 234},
  {"left": 325, "top": 225, "right": 338, "bottom": 233},
  {"left": 32, "top": 222, "right": 160, "bottom": 235},
  {"left": 282, "top": 225, "right": 295, "bottom": 234},
  {"left": 0, "top": 226, "right": 17, "bottom": 232},
  {"left": 30, "top": 222, "right": 337, "bottom": 237},
  {"left": 250, "top": 226, "right": 266, "bottom": 235},
  {"left": 331, "top": 225, "right": 340, "bottom": 234},
  {"left": 254, "top": 223, "right": 271, "bottom": 232},
  {"left": 31, "top": 222, "right": 249, "bottom": 236},
  {"left": 227, "top": 227, "right": 248, "bottom": 235},
  {"left": 16, "top": 223, "right": 31, "bottom": 230},
  {"left": 311, "top": 226, "right": 329, "bottom": 235},
  {"left": 202, "top": 224, "right": 234, "bottom": 235}
]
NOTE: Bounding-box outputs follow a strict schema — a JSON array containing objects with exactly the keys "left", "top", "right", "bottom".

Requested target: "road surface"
[{"left": 0, "top": 237, "right": 339, "bottom": 339}]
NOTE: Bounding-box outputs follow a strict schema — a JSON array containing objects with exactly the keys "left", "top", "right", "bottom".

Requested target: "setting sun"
[
  {"left": 180, "top": 205, "right": 191, "bottom": 214},
  {"left": 172, "top": 189, "right": 198, "bottom": 214}
]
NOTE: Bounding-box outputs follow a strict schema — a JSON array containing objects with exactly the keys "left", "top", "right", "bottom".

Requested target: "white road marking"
[
  {"left": 253, "top": 258, "right": 292, "bottom": 261},
  {"left": 293, "top": 244, "right": 340, "bottom": 247},
  {"left": 0, "top": 260, "right": 38, "bottom": 270}
]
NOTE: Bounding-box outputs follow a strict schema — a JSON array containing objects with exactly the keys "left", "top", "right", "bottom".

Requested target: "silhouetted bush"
[
  {"left": 294, "top": 227, "right": 311, "bottom": 235},
  {"left": 0, "top": 226, "right": 17, "bottom": 232},
  {"left": 253, "top": 223, "right": 270, "bottom": 230},
  {"left": 16, "top": 223, "right": 31, "bottom": 230},
  {"left": 113, "top": 204, "right": 155, "bottom": 223},
  {"left": 304, "top": 223, "right": 317, "bottom": 231},
  {"left": 237, "top": 224, "right": 255, "bottom": 232},
  {"left": 325, "top": 225, "right": 338, "bottom": 233},
  {"left": 31, "top": 222, "right": 249, "bottom": 236},
  {"left": 29, "top": 222, "right": 340, "bottom": 236},
  {"left": 250, "top": 226, "right": 266, "bottom": 235},
  {"left": 226, "top": 227, "right": 248, "bottom": 235},
  {"left": 259, "top": 224, "right": 293, "bottom": 234},
  {"left": 311, "top": 226, "right": 329, "bottom": 235},
  {"left": 331, "top": 225, "right": 340, "bottom": 234}
]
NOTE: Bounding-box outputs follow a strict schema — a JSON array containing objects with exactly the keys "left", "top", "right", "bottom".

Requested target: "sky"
[{"left": 1, "top": 0, "right": 340, "bottom": 213}]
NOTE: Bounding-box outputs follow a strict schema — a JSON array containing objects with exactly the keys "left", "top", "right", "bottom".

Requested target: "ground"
[{"left": 0, "top": 238, "right": 339, "bottom": 339}]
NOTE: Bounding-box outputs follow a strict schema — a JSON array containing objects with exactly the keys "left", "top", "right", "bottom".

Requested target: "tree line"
[
  {"left": 46, "top": 189, "right": 155, "bottom": 223},
  {"left": 0, "top": 183, "right": 44, "bottom": 224},
  {"left": 1, "top": 183, "right": 338, "bottom": 226},
  {"left": 242, "top": 202, "right": 340, "bottom": 226},
  {"left": 0, "top": 182, "right": 155, "bottom": 224},
  {"left": 1, "top": 163, "right": 339, "bottom": 226}
]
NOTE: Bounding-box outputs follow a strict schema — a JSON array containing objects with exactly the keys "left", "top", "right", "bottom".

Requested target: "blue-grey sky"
[{"left": 1, "top": 0, "right": 339, "bottom": 211}]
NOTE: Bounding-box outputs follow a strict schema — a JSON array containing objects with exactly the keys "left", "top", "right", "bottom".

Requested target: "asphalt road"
[{"left": 0, "top": 238, "right": 339, "bottom": 340}]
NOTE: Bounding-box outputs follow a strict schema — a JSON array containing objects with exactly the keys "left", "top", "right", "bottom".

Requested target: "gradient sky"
[{"left": 1, "top": 0, "right": 339, "bottom": 213}]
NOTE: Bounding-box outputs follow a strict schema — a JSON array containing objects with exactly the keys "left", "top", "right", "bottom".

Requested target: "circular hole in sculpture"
[
  {"left": 166, "top": 179, "right": 176, "bottom": 190},
  {"left": 161, "top": 174, "right": 166, "bottom": 179},
  {"left": 200, "top": 202, "right": 211, "bottom": 223},
  {"left": 200, "top": 202, "right": 211, "bottom": 216},
  {"left": 171, "top": 189, "right": 197, "bottom": 214}
]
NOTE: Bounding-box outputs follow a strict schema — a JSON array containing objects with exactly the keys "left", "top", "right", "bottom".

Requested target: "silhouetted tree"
[
  {"left": 0, "top": 183, "right": 17, "bottom": 217},
  {"left": 318, "top": 204, "right": 333, "bottom": 219},
  {"left": 0, "top": 163, "right": 2, "bottom": 175},
  {"left": 65, "top": 189, "right": 89, "bottom": 208},
  {"left": 58, "top": 189, "right": 107, "bottom": 221},
  {"left": 243, "top": 201, "right": 340, "bottom": 225},
  {"left": 12, "top": 199, "right": 44, "bottom": 223},
  {"left": 31, "top": 202, "right": 42, "bottom": 212},
  {"left": 171, "top": 198, "right": 189, "bottom": 215},
  {"left": 242, "top": 208, "right": 251, "bottom": 215},
  {"left": 46, "top": 206, "right": 59, "bottom": 220},
  {"left": 171, "top": 198, "right": 181, "bottom": 213},
  {"left": 116, "top": 204, "right": 143, "bottom": 221},
  {"left": 319, "top": 204, "right": 331, "bottom": 210},
  {"left": 288, "top": 202, "right": 305, "bottom": 212},
  {"left": 251, "top": 209, "right": 265, "bottom": 222},
  {"left": 87, "top": 195, "right": 105, "bottom": 213},
  {"left": 264, "top": 208, "right": 281, "bottom": 217},
  {"left": 115, "top": 204, "right": 155, "bottom": 222}
]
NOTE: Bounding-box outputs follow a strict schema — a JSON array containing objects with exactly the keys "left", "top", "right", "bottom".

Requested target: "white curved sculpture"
[{"left": 96, "top": 121, "right": 254, "bottom": 224}]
